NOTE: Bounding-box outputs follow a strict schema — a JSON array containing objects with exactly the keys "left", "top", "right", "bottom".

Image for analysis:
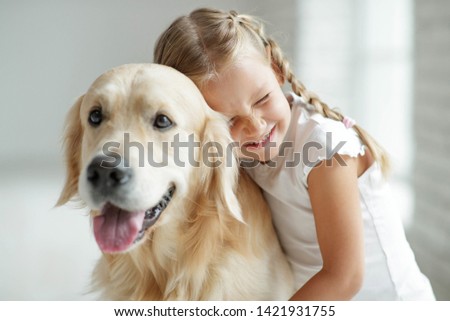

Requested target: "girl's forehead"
[
  {"left": 232, "top": 47, "right": 269, "bottom": 67},
  {"left": 211, "top": 58, "right": 268, "bottom": 91}
]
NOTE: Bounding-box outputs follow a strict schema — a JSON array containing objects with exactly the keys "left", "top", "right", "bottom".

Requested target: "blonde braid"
[{"left": 266, "top": 37, "right": 391, "bottom": 175}]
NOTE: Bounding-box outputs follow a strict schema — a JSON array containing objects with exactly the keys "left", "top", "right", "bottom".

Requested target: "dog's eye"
[
  {"left": 88, "top": 108, "right": 103, "bottom": 127},
  {"left": 153, "top": 114, "right": 173, "bottom": 130}
]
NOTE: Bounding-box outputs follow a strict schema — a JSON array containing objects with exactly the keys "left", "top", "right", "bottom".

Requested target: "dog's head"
[{"left": 57, "top": 64, "right": 242, "bottom": 253}]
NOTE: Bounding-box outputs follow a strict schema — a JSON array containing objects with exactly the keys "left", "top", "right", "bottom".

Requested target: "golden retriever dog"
[{"left": 57, "top": 64, "right": 294, "bottom": 300}]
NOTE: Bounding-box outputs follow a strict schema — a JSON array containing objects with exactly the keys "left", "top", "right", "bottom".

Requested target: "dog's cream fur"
[{"left": 58, "top": 64, "right": 294, "bottom": 300}]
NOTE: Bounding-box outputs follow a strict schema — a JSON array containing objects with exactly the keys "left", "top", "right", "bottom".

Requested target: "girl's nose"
[{"left": 243, "top": 114, "right": 266, "bottom": 136}]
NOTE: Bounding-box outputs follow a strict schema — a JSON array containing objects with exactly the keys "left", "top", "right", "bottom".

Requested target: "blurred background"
[{"left": 0, "top": 0, "right": 448, "bottom": 300}]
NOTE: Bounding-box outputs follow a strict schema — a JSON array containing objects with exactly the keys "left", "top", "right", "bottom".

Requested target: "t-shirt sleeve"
[{"left": 298, "top": 115, "right": 366, "bottom": 187}]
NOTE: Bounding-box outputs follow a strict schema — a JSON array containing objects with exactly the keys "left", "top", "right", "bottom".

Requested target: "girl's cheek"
[
  {"left": 230, "top": 128, "right": 240, "bottom": 143},
  {"left": 230, "top": 120, "right": 246, "bottom": 139}
]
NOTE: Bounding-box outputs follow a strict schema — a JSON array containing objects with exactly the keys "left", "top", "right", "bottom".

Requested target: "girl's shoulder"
[
  {"left": 286, "top": 93, "right": 366, "bottom": 186},
  {"left": 286, "top": 93, "right": 362, "bottom": 153}
]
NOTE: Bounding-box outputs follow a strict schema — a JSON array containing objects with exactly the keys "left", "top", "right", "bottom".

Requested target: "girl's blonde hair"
[{"left": 154, "top": 8, "right": 390, "bottom": 175}]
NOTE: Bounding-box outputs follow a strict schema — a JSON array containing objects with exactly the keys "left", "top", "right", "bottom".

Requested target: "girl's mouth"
[{"left": 243, "top": 126, "right": 275, "bottom": 150}]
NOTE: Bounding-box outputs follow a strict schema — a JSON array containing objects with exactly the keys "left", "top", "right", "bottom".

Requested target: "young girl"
[{"left": 153, "top": 8, "right": 435, "bottom": 300}]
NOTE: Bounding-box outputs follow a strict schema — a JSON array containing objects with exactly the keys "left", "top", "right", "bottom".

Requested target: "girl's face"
[{"left": 202, "top": 54, "right": 291, "bottom": 162}]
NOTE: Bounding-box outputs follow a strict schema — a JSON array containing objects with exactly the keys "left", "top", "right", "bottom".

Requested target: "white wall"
[{"left": 408, "top": 0, "right": 450, "bottom": 300}]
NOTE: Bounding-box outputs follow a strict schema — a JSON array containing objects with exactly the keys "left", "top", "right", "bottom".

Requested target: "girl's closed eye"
[{"left": 254, "top": 93, "right": 270, "bottom": 106}]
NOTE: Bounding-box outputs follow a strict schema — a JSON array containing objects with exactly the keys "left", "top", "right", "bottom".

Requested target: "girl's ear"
[
  {"left": 56, "top": 95, "right": 84, "bottom": 206},
  {"left": 198, "top": 110, "right": 243, "bottom": 223}
]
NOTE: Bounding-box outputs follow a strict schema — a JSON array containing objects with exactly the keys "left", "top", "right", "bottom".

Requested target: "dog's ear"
[
  {"left": 199, "top": 110, "right": 243, "bottom": 222},
  {"left": 56, "top": 95, "right": 84, "bottom": 206}
]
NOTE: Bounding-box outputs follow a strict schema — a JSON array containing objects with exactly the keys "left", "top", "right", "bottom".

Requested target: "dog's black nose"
[{"left": 87, "top": 155, "right": 132, "bottom": 188}]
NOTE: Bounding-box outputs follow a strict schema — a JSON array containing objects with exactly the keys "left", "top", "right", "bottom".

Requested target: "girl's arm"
[{"left": 289, "top": 155, "right": 365, "bottom": 300}]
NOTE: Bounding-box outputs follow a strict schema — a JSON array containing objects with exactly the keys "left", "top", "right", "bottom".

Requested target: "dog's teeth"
[
  {"left": 142, "top": 219, "right": 153, "bottom": 230},
  {"left": 145, "top": 208, "right": 156, "bottom": 219},
  {"left": 137, "top": 186, "right": 176, "bottom": 243},
  {"left": 144, "top": 199, "right": 169, "bottom": 220}
]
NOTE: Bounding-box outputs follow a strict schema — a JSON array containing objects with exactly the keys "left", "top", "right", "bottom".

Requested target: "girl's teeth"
[{"left": 247, "top": 129, "right": 272, "bottom": 146}]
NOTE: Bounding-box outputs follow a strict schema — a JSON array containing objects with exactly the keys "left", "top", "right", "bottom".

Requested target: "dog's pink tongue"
[{"left": 93, "top": 203, "right": 145, "bottom": 253}]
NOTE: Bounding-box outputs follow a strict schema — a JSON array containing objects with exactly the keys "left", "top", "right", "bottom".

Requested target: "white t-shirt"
[{"left": 244, "top": 93, "right": 435, "bottom": 300}]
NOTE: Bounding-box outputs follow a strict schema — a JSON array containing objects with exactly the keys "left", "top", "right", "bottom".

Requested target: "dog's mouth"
[{"left": 93, "top": 185, "right": 176, "bottom": 253}]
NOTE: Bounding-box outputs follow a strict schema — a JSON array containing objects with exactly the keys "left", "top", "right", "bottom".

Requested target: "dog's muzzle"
[{"left": 85, "top": 154, "right": 176, "bottom": 253}]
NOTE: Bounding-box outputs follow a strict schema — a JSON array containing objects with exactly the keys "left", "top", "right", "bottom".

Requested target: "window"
[{"left": 296, "top": 0, "right": 413, "bottom": 225}]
